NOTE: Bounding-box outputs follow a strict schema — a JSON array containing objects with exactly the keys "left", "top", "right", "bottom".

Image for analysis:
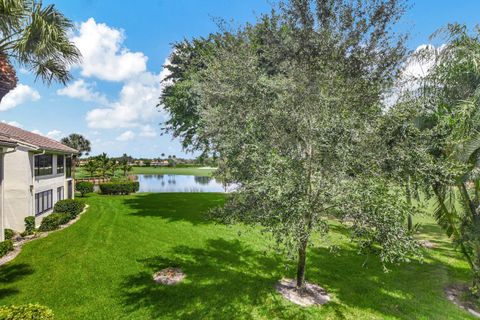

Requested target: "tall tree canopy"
[
  {"left": 0, "top": 0, "right": 80, "bottom": 101},
  {"left": 162, "top": 0, "right": 420, "bottom": 292}
]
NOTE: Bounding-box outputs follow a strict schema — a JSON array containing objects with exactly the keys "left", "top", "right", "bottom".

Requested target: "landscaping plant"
[
  {"left": 0, "top": 0, "right": 80, "bottom": 102},
  {"left": 0, "top": 304, "right": 54, "bottom": 320},
  {"left": 75, "top": 181, "right": 94, "bottom": 197},
  {"left": 162, "top": 0, "right": 420, "bottom": 291},
  {"left": 0, "top": 240, "right": 13, "bottom": 257}
]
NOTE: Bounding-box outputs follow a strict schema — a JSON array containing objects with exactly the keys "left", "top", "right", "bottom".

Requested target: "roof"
[
  {"left": 0, "top": 133, "right": 17, "bottom": 147},
  {"left": 0, "top": 123, "right": 78, "bottom": 154}
]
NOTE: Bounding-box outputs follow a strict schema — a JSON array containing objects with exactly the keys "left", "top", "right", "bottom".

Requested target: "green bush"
[
  {"left": 24, "top": 216, "right": 35, "bottom": 235},
  {"left": 99, "top": 181, "right": 139, "bottom": 195},
  {"left": 0, "top": 240, "right": 13, "bottom": 257},
  {"left": 38, "top": 213, "right": 71, "bottom": 232},
  {"left": 53, "top": 199, "right": 85, "bottom": 219},
  {"left": 4, "top": 229, "right": 14, "bottom": 240},
  {"left": 75, "top": 181, "right": 94, "bottom": 197},
  {"left": 0, "top": 304, "right": 54, "bottom": 320}
]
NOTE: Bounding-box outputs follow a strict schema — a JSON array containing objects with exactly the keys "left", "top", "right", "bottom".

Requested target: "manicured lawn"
[
  {"left": 0, "top": 193, "right": 475, "bottom": 319},
  {"left": 75, "top": 166, "right": 216, "bottom": 179}
]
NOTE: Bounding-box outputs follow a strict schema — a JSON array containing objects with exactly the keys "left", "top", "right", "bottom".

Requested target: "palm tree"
[
  {"left": 0, "top": 1, "right": 81, "bottom": 101},
  {"left": 84, "top": 159, "right": 98, "bottom": 178},
  {"left": 109, "top": 160, "right": 119, "bottom": 177},
  {"left": 61, "top": 134, "right": 91, "bottom": 179},
  {"left": 61, "top": 134, "right": 91, "bottom": 157},
  {"left": 120, "top": 161, "right": 132, "bottom": 177},
  {"left": 96, "top": 153, "right": 110, "bottom": 178}
]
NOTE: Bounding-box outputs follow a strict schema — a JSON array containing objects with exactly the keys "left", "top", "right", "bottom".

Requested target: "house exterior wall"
[
  {"left": 3, "top": 146, "right": 34, "bottom": 231},
  {"left": 3, "top": 149, "right": 74, "bottom": 231}
]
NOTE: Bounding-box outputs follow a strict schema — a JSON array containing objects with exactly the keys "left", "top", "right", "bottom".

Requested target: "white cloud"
[
  {"left": 71, "top": 18, "right": 147, "bottom": 82},
  {"left": 57, "top": 79, "right": 108, "bottom": 104},
  {"left": 46, "top": 130, "right": 63, "bottom": 141},
  {"left": 139, "top": 124, "right": 157, "bottom": 137},
  {"left": 0, "top": 84, "right": 40, "bottom": 111},
  {"left": 30, "top": 129, "right": 63, "bottom": 140},
  {"left": 116, "top": 130, "right": 135, "bottom": 141},
  {"left": 1, "top": 120, "right": 22, "bottom": 128},
  {"left": 384, "top": 44, "right": 442, "bottom": 108},
  {"left": 86, "top": 71, "right": 165, "bottom": 129}
]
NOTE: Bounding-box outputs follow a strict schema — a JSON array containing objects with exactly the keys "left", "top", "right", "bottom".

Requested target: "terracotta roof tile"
[{"left": 0, "top": 123, "right": 77, "bottom": 154}]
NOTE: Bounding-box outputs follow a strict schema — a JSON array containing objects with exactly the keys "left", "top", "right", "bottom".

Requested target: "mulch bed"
[
  {"left": 275, "top": 278, "right": 330, "bottom": 307},
  {"left": 153, "top": 267, "right": 186, "bottom": 285}
]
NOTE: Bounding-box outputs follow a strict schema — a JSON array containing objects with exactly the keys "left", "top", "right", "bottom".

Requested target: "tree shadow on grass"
[
  {"left": 119, "top": 237, "right": 445, "bottom": 319},
  {"left": 119, "top": 238, "right": 312, "bottom": 319},
  {"left": 307, "top": 245, "right": 472, "bottom": 319},
  {"left": 121, "top": 193, "right": 225, "bottom": 225},
  {"left": 0, "top": 263, "right": 34, "bottom": 299}
]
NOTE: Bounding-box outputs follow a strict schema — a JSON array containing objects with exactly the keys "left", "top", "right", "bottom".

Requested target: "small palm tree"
[
  {"left": 61, "top": 134, "right": 91, "bottom": 179},
  {"left": 84, "top": 159, "right": 98, "bottom": 178},
  {"left": 120, "top": 161, "right": 132, "bottom": 177},
  {"left": 96, "top": 153, "right": 110, "bottom": 178},
  {"left": 0, "top": 1, "right": 81, "bottom": 101},
  {"left": 110, "top": 160, "right": 119, "bottom": 177}
]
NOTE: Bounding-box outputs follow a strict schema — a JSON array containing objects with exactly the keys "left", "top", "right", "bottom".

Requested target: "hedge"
[
  {"left": 24, "top": 216, "right": 35, "bottom": 235},
  {"left": 53, "top": 199, "right": 85, "bottom": 219},
  {"left": 4, "top": 229, "right": 14, "bottom": 240},
  {"left": 0, "top": 240, "right": 13, "bottom": 257},
  {"left": 0, "top": 304, "right": 54, "bottom": 320},
  {"left": 75, "top": 181, "right": 94, "bottom": 197},
  {"left": 99, "top": 181, "right": 139, "bottom": 195},
  {"left": 38, "top": 213, "right": 71, "bottom": 232}
]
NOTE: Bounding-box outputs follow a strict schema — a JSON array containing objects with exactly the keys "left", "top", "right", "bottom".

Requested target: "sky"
[{"left": 0, "top": 0, "right": 479, "bottom": 159}]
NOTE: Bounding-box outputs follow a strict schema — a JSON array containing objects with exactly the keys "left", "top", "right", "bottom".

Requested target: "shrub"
[
  {"left": 75, "top": 181, "right": 94, "bottom": 197},
  {"left": 4, "top": 229, "right": 14, "bottom": 240},
  {"left": 0, "top": 304, "right": 54, "bottom": 320},
  {"left": 99, "top": 181, "right": 139, "bottom": 195},
  {"left": 54, "top": 199, "right": 85, "bottom": 219},
  {"left": 24, "top": 216, "right": 35, "bottom": 235},
  {"left": 38, "top": 213, "right": 71, "bottom": 232},
  {"left": 0, "top": 240, "right": 13, "bottom": 257}
]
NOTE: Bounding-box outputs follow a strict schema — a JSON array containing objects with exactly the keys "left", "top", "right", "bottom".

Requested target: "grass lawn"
[
  {"left": 0, "top": 193, "right": 475, "bottom": 319},
  {"left": 75, "top": 166, "right": 216, "bottom": 179}
]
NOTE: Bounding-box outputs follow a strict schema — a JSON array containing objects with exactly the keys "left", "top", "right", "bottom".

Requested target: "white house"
[{"left": 0, "top": 123, "right": 77, "bottom": 241}]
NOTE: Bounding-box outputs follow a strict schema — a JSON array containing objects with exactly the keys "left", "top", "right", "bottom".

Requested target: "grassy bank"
[
  {"left": 0, "top": 193, "right": 474, "bottom": 319},
  {"left": 75, "top": 166, "right": 216, "bottom": 179}
]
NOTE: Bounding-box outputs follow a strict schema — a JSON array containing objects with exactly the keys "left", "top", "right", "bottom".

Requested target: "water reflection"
[{"left": 137, "top": 174, "right": 227, "bottom": 193}]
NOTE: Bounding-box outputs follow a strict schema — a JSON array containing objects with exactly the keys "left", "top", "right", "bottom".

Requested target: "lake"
[{"left": 136, "top": 174, "right": 228, "bottom": 193}]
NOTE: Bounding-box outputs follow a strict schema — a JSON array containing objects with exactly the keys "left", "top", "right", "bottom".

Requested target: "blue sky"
[{"left": 0, "top": 0, "right": 478, "bottom": 159}]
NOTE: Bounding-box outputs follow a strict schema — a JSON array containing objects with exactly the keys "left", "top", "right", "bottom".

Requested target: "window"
[
  {"left": 57, "top": 155, "right": 64, "bottom": 174},
  {"left": 66, "top": 156, "right": 72, "bottom": 178},
  {"left": 57, "top": 186, "right": 64, "bottom": 201},
  {"left": 35, "top": 190, "right": 53, "bottom": 216},
  {"left": 34, "top": 154, "right": 53, "bottom": 176}
]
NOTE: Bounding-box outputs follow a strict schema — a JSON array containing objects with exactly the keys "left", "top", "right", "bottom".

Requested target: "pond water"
[{"left": 136, "top": 174, "right": 229, "bottom": 193}]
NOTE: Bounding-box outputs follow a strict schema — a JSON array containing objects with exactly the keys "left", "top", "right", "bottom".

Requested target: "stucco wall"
[
  {"left": 3, "top": 146, "right": 33, "bottom": 231},
  {"left": 3, "top": 149, "right": 72, "bottom": 231}
]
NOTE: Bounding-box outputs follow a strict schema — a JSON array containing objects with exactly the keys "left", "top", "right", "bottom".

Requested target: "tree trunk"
[
  {"left": 406, "top": 176, "right": 413, "bottom": 231},
  {"left": 296, "top": 238, "right": 308, "bottom": 290},
  {"left": 0, "top": 55, "right": 17, "bottom": 102}
]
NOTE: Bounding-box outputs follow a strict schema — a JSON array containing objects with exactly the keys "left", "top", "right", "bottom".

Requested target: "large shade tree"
[
  {"left": 0, "top": 0, "right": 80, "bottom": 101},
  {"left": 162, "top": 0, "right": 420, "bottom": 292}
]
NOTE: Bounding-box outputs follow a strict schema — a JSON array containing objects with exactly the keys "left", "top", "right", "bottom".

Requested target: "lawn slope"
[{"left": 0, "top": 193, "right": 474, "bottom": 319}]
